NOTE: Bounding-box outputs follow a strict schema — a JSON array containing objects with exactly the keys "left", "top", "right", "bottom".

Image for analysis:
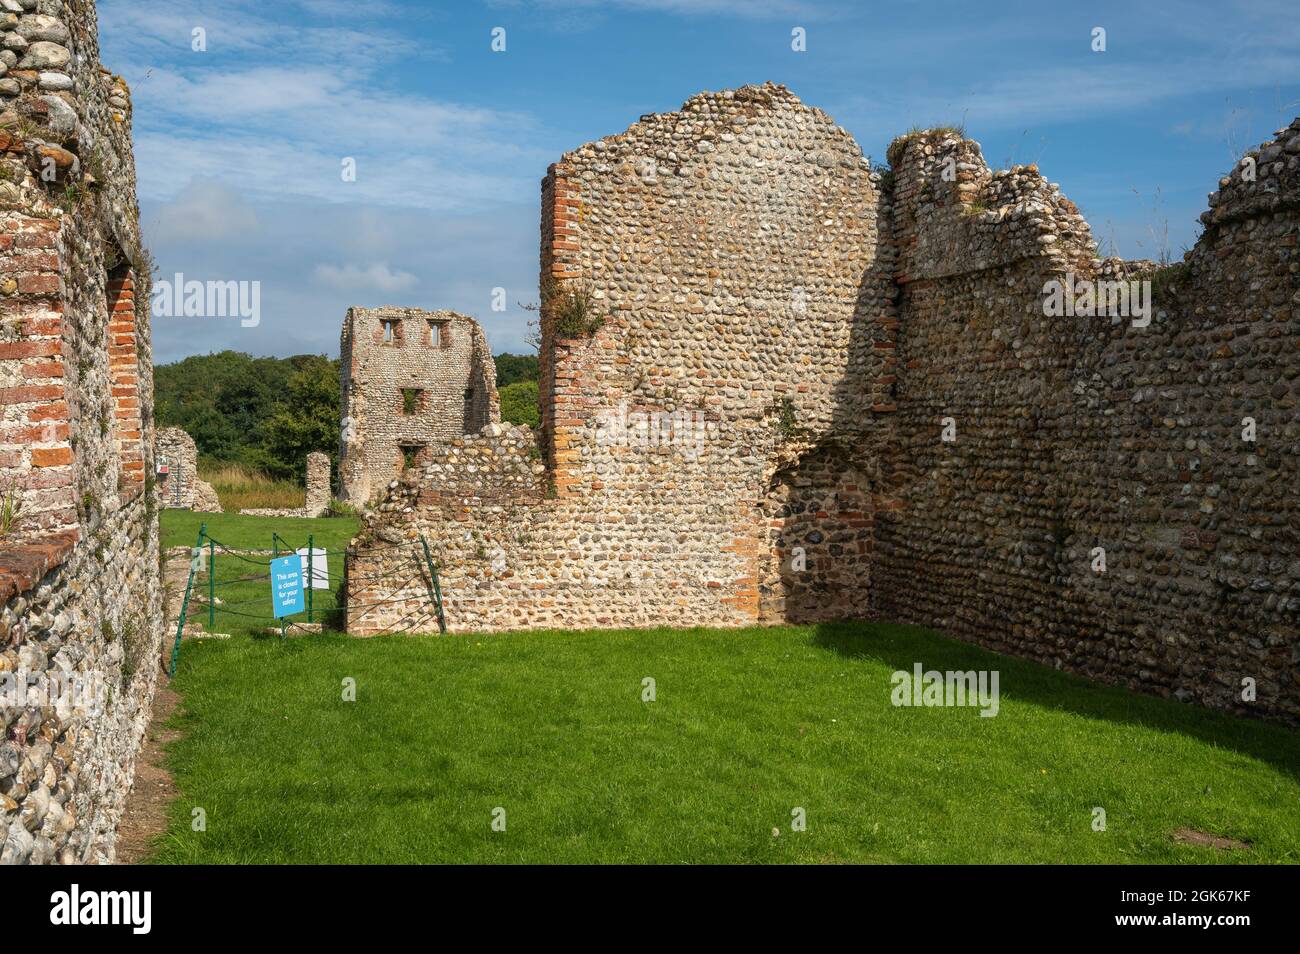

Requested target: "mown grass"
[
  {"left": 149, "top": 618, "right": 1300, "bottom": 865},
  {"left": 198, "top": 461, "right": 304, "bottom": 511},
  {"left": 161, "top": 510, "right": 363, "bottom": 641},
  {"left": 161, "top": 509, "right": 359, "bottom": 554}
]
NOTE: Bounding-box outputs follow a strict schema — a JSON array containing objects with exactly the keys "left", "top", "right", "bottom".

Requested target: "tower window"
[{"left": 428, "top": 320, "right": 450, "bottom": 348}]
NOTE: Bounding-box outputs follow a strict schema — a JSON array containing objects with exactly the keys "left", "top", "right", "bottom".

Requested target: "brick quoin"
[
  {"left": 0, "top": 383, "right": 63, "bottom": 403},
  {"left": 106, "top": 268, "right": 144, "bottom": 486},
  {"left": 22, "top": 360, "right": 65, "bottom": 379},
  {"left": 0, "top": 339, "right": 61, "bottom": 359},
  {"left": 31, "top": 447, "right": 73, "bottom": 467},
  {"left": 14, "top": 227, "right": 59, "bottom": 249}
]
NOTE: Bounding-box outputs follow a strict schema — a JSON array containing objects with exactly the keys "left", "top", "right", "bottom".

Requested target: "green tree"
[
  {"left": 494, "top": 353, "right": 538, "bottom": 389},
  {"left": 259, "top": 355, "right": 340, "bottom": 482},
  {"left": 498, "top": 380, "right": 539, "bottom": 429}
]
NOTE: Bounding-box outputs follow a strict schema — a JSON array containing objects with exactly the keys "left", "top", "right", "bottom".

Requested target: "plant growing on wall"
[
  {"left": 770, "top": 397, "right": 806, "bottom": 442},
  {"left": 0, "top": 476, "right": 25, "bottom": 543},
  {"left": 539, "top": 276, "right": 609, "bottom": 338},
  {"left": 1139, "top": 260, "right": 1190, "bottom": 304}
]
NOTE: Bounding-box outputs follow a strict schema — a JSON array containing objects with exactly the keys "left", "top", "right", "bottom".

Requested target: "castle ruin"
[
  {"left": 0, "top": 0, "right": 163, "bottom": 863},
  {"left": 338, "top": 307, "right": 499, "bottom": 504},
  {"left": 347, "top": 84, "right": 1299, "bottom": 725},
  {"left": 239, "top": 449, "right": 330, "bottom": 518},
  {"left": 155, "top": 426, "right": 220, "bottom": 512}
]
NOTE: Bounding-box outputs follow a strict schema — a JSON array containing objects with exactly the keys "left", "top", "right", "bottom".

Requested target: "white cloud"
[
  {"left": 313, "top": 262, "right": 419, "bottom": 293},
  {"left": 118, "top": 62, "right": 544, "bottom": 212},
  {"left": 144, "top": 193, "right": 539, "bottom": 363},
  {"left": 830, "top": 52, "right": 1300, "bottom": 156},
  {"left": 490, "top": 0, "right": 826, "bottom": 18},
  {"left": 98, "top": 0, "right": 421, "bottom": 64},
  {"left": 149, "top": 178, "right": 258, "bottom": 242}
]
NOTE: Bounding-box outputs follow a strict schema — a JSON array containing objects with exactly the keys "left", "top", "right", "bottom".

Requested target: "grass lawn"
[
  {"left": 149, "top": 618, "right": 1300, "bottom": 864},
  {"left": 161, "top": 510, "right": 362, "bottom": 637},
  {"left": 197, "top": 461, "right": 306, "bottom": 512},
  {"left": 161, "top": 509, "right": 360, "bottom": 553}
]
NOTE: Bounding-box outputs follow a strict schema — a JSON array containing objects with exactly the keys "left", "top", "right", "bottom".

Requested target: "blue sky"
[{"left": 97, "top": 0, "right": 1300, "bottom": 364}]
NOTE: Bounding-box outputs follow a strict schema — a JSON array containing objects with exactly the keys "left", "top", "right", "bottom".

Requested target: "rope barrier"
[
  {"left": 201, "top": 598, "right": 421, "bottom": 626},
  {"left": 202, "top": 535, "right": 419, "bottom": 557},
  {"left": 342, "top": 578, "right": 430, "bottom": 617},
  {"left": 339, "top": 565, "right": 425, "bottom": 585},
  {"left": 204, "top": 606, "right": 283, "bottom": 623},
  {"left": 205, "top": 550, "right": 274, "bottom": 569},
  {"left": 184, "top": 593, "right": 432, "bottom": 620},
  {"left": 205, "top": 595, "right": 284, "bottom": 609},
  {"left": 168, "top": 527, "right": 445, "bottom": 665},
  {"left": 204, "top": 566, "right": 431, "bottom": 585}
]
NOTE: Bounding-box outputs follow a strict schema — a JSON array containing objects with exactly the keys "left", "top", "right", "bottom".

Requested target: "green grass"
[
  {"left": 149, "top": 621, "right": 1300, "bottom": 864},
  {"left": 198, "top": 460, "right": 305, "bottom": 511},
  {"left": 161, "top": 509, "right": 363, "bottom": 637},
  {"left": 161, "top": 509, "right": 360, "bottom": 552}
]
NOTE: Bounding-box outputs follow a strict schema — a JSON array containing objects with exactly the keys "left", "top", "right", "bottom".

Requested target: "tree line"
[{"left": 155, "top": 351, "right": 539, "bottom": 482}]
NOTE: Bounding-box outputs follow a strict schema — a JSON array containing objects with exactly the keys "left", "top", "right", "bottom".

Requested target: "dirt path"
[
  {"left": 116, "top": 546, "right": 195, "bottom": 864},
  {"left": 115, "top": 680, "right": 181, "bottom": 864}
]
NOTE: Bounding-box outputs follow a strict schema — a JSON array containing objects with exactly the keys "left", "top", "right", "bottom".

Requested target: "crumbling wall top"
[{"left": 886, "top": 129, "right": 1096, "bottom": 282}]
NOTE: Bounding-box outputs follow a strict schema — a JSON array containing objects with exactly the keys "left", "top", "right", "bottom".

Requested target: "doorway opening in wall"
[
  {"left": 159, "top": 454, "right": 184, "bottom": 507},
  {"left": 399, "top": 443, "right": 425, "bottom": 472}
]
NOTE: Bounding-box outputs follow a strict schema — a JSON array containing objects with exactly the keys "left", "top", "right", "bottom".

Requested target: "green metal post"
[
  {"left": 307, "top": 533, "right": 314, "bottom": 623},
  {"left": 169, "top": 523, "right": 206, "bottom": 676},
  {"left": 419, "top": 534, "right": 447, "bottom": 635},
  {"left": 207, "top": 535, "right": 215, "bottom": 629},
  {"left": 273, "top": 534, "right": 285, "bottom": 639}
]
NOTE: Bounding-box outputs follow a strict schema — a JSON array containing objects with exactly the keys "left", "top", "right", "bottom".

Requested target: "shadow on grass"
[{"left": 812, "top": 620, "right": 1300, "bottom": 784}]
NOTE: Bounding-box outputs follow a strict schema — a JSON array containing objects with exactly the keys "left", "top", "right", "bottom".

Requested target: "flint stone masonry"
[
  {"left": 155, "top": 426, "right": 219, "bottom": 512},
  {"left": 872, "top": 122, "right": 1299, "bottom": 724},
  {"left": 338, "top": 307, "right": 499, "bottom": 505},
  {"left": 349, "top": 83, "right": 1298, "bottom": 725},
  {"left": 304, "top": 450, "right": 329, "bottom": 514},
  {"left": 0, "top": 0, "right": 164, "bottom": 863},
  {"left": 349, "top": 84, "right": 889, "bottom": 633}
]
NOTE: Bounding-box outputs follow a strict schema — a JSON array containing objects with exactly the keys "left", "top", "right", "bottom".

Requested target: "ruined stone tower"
[
  {"left": 338, "top": 307, "right": 499, "bottom": 504},
  {"left": 0, "top": 0, "right": 163, "bottom": 863}
]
